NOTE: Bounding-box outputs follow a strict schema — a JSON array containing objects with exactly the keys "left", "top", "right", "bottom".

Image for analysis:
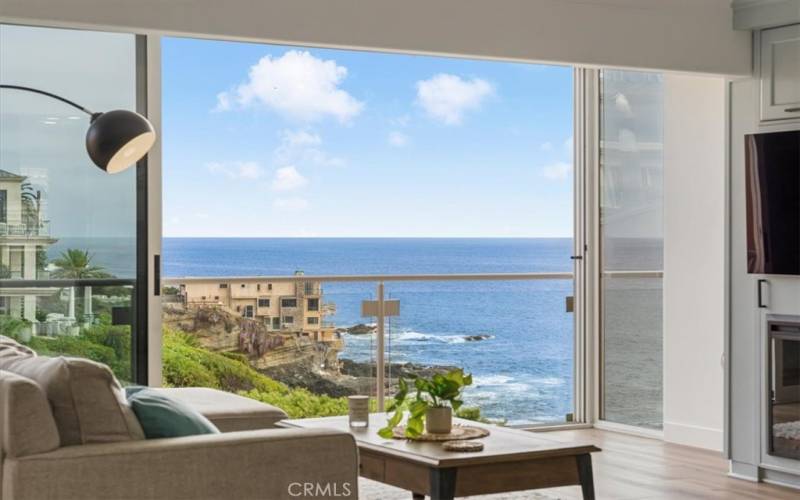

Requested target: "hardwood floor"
[{"left": 533, "top": 428, "right": 799, "bottom": 500}]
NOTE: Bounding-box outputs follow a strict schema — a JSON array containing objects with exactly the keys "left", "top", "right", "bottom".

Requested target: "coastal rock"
[
  {"left": 336, "top": 323, "right": 376, "bottom": 335},
  {"left": 464, "top": 334, "right": 492, "bottom": 342},
  {"left": 259, "top": 364, "right": 356, "bottom": 398},
  {"left": 339, "top": 359, "right": 457, "bottom": 379}
]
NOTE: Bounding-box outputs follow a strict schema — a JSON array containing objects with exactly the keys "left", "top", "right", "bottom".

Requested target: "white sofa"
[{"left": 0, "top": 336, "right": 358, "bottom": 500}]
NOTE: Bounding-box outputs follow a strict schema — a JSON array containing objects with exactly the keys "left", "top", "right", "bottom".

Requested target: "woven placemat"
[{"left": 391, "top": 424, "right": 490, "bottom": 441}]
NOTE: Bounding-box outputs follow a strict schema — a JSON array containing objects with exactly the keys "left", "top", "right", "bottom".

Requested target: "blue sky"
[{"left": 162, "top": 37, "right": 573, "bottom": 237}]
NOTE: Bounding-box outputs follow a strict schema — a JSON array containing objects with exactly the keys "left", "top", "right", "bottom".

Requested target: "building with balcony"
[
  {"left": 175, "top": 272, "right": 337, "bottom": 341},
  {"left": 0, "top": 169, "right": 57, "bottom": 323}
]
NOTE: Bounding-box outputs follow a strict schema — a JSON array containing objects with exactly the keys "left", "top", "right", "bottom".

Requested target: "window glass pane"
[
  {"left": 600, "top": 69, "right": 664, "bottom": 429},
  {"left": 0, "top": 25, "right": 138, "bottom": 382},
  {"left": 161, "top": 37, "right": 575, "bottom": 425}
]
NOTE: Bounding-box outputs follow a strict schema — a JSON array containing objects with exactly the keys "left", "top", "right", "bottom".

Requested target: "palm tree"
[
  {"left": 52, "top": 249, "right": 110, "bottom": 321},
  {"left": 20, "top": 182, "right": 42, "bottom": 234}
]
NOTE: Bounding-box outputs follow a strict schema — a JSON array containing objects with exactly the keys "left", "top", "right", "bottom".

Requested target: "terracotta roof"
[{"left": 0, "top": 169, "right": 26, "bottom": 181}]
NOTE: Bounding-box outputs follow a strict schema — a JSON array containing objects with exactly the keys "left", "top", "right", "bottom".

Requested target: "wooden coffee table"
[{"left": 279, "top": 414, "right": 600, "bottom": 500}]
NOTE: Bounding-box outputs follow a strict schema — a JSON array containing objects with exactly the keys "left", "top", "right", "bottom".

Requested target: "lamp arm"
[{"left": 0, "top": 84, "right": 95, "bottom": 116}]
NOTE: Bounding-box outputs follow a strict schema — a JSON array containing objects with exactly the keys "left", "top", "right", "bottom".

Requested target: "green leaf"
[
  {"left": 409, "top": 400, "right": 429, "bottom": 418},
  {"left": 445, "top": 369, "right": 464, "bottom": 385},
  {"left": 387, "top": 408, "right": 403, "bottom": 427},
  {"left": 406, "top": 415, "right": 424, "bottom": 437},
  {"left": 377, "top": 426, "right": 395, "bottom": 439},
  {"left": 451, "top": 399, "right": 463, "bottom": 411}
]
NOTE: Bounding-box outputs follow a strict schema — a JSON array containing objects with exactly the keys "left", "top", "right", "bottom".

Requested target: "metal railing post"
[{"left": 376, "top": 282, "right": 385, "bottom": 412}]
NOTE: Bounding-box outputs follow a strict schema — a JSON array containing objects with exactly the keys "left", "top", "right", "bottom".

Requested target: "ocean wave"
[
  {"left": 342, "top": 328, "right": 493, "bottom": 345},
  {"left": 392, "top": 330, "right": 494, "bottom": 344},
  {"left": 472, "top": 375, "right": 514, "bottom": 385},
  {"left": 471, "top": 375, "right": 531, "bottom": 393}
]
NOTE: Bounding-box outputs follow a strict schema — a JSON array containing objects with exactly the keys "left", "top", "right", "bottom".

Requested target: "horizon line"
[{"left": 158, "top": 235, "right": 574, "bottom": 239}]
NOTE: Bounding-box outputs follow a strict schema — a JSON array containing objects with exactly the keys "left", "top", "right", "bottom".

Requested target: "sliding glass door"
[
  {"left": 598, "top": 69, "right": 664, "bottom": 430},
  {"left": 0, "top": 24, "right": 148, "bottom": 383}
]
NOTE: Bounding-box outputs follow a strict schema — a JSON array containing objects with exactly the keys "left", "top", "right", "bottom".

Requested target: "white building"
[{"left": 0, "top": 169, "right": 57, "bottom": 323}]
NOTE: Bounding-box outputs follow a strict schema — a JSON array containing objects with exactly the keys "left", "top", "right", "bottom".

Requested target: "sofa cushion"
[
  {"left": 0, "top": 354, "right": 145, "bottom": 446},
  {"left": 128, "top": 389, "right": 220, "bottom": 438},
  {"left": 151, "top": 387, "right": 288, "bottom": 431},
  {"left": 0, "top": 335, "right": 35, "bottom": 361},
  {"left": 0, "top": 370, "right": 60, "bottom": 458}
]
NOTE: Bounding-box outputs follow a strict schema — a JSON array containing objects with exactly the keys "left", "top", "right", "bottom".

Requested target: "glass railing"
[
  {"left": 0, "top": 220, "right": 51, "bottom": 237},
  {"left": 600, "top": 270, "right": 664, "bottom": 430},
  {"left": 162, "top": 272, "right": 575, "bottom": 426},
  {"left": 0, "top": 278, "right": 135, "bottom": 383}
]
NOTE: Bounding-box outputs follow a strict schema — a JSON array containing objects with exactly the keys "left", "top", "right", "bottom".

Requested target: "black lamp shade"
[{"left": 85, "top": 109, "right": 156, "bottom": 173}]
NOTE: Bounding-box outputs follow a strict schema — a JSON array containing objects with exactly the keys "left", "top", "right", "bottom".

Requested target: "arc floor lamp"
[{"left": 0, "top": 84, "right": 156, "bottom": 173}]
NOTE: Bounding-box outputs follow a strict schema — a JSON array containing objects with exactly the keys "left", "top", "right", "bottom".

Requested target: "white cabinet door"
[{"left": 761, "top": 24, "right": 800, "bottom": 122}]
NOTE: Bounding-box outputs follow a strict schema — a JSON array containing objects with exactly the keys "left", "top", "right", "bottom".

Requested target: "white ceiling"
[{"left": 0, "top": 0, "right": 751, "bottom": 75}]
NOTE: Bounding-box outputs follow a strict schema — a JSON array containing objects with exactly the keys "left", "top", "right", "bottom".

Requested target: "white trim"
[
  {"left": 595, "top": 419, "right": 664, "bottom": 440},
  {"left": 732, "top": 0, "right": 800, "bottom": 30},
  {"left": 145, "top": 34, "right": 162, "bottom": 387},
  {"left": 573, "top": 67, "right": 587, "bottom": 425},
  {"left": 724, "top": 79, "right": 733, "bottom": 460},
  {"left": 529, "top": 422, "right": 594, "bottom": 433},
  {"left": 663, "top": 421, "right": 724, "bottom": 451},
  {"left": 584, "top": 69, "right": 602, "bottom": 427},
  {"left": 576, "top": 67, "right": 600, "bottom": 426}
]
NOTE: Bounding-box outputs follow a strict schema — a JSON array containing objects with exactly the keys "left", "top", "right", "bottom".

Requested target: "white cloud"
[
  {"left": 541, "top": 162, "right": 573, "bottom": 181},
  {"left": 614, "top": 92, "right": 633, "bottom": 117},
  {"left": 216, "top": 50, "right": 364, "bottom": 123},
  {"left": 415, "top": 74, "right": 493, "bottom": 125},
  {"left": 275, "top": 129, "right": 344, "bottom": 167},
  {"left": 388, "top": 131, "right": 409, "bottom": 147},
  {"left": 214, "top": 92, "right": 231, "bottom": 112},
  {"left": 281, "top": 129, "right": 321, "bottom": 148},
  {"left": 390, "top": 114, "right": 411, "bottom": 127},
  {"left": 271, "top": 166, "right": 308, "bottom": 191},
  {"left": 539, "top": 141, "right": 553, "bottom": 152},
  {"left": 206, "top": 161, "right": 264, "bottom": 180},
  {"left": 273, "top": 197, "right": 309, "bottom": 211}
]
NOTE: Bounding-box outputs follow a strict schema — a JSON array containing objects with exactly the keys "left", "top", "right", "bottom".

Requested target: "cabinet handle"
[
  {"left": 785, "top": 107, "right": 800, "bottom": 113},
  {"left": 758, "top": 279, "right": 768, "bottom": 308}
]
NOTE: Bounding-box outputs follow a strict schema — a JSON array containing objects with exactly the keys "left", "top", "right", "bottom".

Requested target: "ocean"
[
  {"left": 49, "top": 237, "right": 575, "bottom": 425},
  {"left": 47, "top": 236, "right": 665, "bottom": 428},
  {"left": 162, "top": 238, "right": 575, "bottom": 425}
]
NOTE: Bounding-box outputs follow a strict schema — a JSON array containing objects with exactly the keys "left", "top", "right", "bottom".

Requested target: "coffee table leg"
[
  {"left": 412, "top": 494, "right": 424, "bottom": 500},
  {"left": 576, "top": 453, "right": 595, "bottom": 500},
  {"left": 429, "top": 468, "right": 457, "bottom": 500}
]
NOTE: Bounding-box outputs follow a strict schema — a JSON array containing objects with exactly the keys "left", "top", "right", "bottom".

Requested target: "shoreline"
[{"left": 259, "top": 357, "right": 457, "bottom": 398}]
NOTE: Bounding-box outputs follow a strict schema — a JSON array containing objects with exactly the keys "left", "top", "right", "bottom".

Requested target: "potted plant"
[{"left": 378, "top": 368, "right": 473, "bottom": 438}]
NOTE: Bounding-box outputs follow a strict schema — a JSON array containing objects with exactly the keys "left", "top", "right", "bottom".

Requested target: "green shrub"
[
  {"left": 26, "top": 335, "right": 117, "bottom": 369},
  {"left": 0, "top": 316, "right": 29, "bottom": 339},
  {"left": 240, "top": 389, "right": 349, "bottom": 419},
  {"left": 162, "top": 327, "right": 349, "bottom": 418}
]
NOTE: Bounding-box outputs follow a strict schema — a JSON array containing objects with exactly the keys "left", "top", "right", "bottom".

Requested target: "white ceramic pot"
[{"left": 425, "top": 406, "right": 452, "bottom": 434}]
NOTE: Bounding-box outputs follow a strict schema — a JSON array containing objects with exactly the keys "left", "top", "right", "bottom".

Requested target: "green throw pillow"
[{"left": 128, "top": 389, "right": 220, "bottom": 439}]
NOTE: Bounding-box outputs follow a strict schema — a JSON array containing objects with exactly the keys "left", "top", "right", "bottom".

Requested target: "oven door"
[{"left": 769, "top": 327, "right": 800, "bottom": 460}]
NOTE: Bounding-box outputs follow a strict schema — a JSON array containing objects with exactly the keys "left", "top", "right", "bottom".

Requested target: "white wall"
[
  {"left": 0, "top": 0, "right": 750, "bottom": 76},
  {"left": 662, "top": 74, "right": 727, "bottom": 451}
]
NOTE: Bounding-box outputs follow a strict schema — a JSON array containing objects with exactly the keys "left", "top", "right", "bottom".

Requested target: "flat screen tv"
[{"left": 746, "top": 130, "right": 800, "bottom": 275}]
